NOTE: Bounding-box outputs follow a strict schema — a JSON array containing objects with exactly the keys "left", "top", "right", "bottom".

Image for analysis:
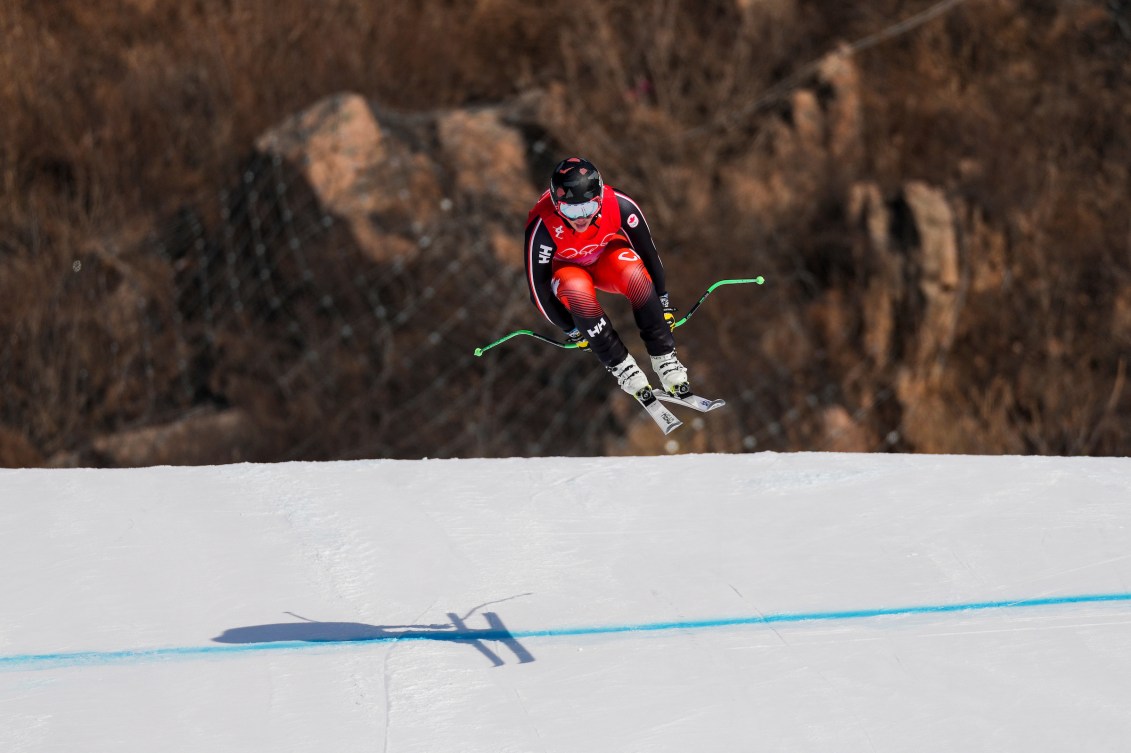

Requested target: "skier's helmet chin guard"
[{"left": 551, "top": 157, "right": 602, "bottom": 220}]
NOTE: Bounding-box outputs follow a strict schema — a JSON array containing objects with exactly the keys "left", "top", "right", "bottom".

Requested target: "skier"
[{"left": 523, "top": 157, "right": 691, "bottom": 400}]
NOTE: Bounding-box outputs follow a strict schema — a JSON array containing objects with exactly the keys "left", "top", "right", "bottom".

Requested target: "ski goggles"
[{"left": 557, "top": 199, "right": 600, "bottom": 220}]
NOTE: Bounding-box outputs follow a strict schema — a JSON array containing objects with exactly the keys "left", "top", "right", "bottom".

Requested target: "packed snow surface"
[{"left": 3, "top": 452, "right": 1131, "bottom": 752}]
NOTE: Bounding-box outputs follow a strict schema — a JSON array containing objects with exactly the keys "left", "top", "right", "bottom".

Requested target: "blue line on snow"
[{"left": 3, "top": 592, "right": 1131, "bottom": 672}]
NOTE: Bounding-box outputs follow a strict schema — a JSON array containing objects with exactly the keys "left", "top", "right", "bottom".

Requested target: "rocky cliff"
[{"left": 2, "top": 0, "right": 1129, "bottom": 464}]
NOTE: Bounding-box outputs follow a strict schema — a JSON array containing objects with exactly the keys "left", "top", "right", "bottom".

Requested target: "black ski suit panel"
[
  {"left": 523, "top": 215, "right": 575, "bottom": 332},
  {"left": 613, "top": 190, "right": 667, "bottom": 299}
]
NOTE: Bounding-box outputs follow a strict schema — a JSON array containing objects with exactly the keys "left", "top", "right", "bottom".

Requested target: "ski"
[
  {"left": 634, "top": 388, "right": 683, "bottom": 435},
  {"left": 654, "top": 388, "right": 726, "bottom": 413}
]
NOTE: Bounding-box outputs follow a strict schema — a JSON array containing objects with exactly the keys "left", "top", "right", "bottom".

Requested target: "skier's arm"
[
  {"left": 524, "top": 219, "right": 575, "bottom": 331},
  {"left": 615, "top": 191, "right": 667, "bottom": 296}
]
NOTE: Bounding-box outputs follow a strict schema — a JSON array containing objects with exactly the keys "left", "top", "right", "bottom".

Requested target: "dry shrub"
[{"left": 844, "top": 0, "right": 1131, "bottom": 454}]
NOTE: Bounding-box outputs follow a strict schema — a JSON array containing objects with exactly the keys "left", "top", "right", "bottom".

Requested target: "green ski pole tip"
[
  {"left": 755, "top": 276, "right": 765, "bottom": 284},
  {"left": 473, "top": 348, "right": 484, "bottom": 357}
]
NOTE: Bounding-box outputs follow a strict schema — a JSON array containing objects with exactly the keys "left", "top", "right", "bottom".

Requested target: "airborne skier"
[{"left": 523, "top": 157, "right": 692, "bottom": 401}]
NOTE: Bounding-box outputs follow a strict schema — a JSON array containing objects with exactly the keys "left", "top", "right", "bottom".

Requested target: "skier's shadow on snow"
[{"left": 212, "top": 608, "right": 535, "bottom": 667}]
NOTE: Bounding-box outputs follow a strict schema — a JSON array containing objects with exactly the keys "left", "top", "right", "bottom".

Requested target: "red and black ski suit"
[{"left": 523, "top": 184, "right": 674, "bottom": 368}]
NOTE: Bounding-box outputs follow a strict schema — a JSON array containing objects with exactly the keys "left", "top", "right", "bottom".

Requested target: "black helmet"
[{"left": 550, "top": 157, "right": 603, "bottom": 219}]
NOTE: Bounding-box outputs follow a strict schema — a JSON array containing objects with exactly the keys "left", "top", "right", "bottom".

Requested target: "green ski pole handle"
[{"left": 473, "top": 276, "right": 765, "bottom": 357}]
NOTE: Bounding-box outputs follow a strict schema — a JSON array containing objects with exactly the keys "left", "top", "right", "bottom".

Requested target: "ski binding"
[{"left": 634, "top": 387, "right": 683, "bottom": 435}]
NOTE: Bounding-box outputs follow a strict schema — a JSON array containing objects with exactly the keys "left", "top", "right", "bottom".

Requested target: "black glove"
[
  {"left": 564, "top": 327, "right": 590, "bottom": 351},
  {"left": 659, "top": 293, "right": 678, "bottom": 332}
]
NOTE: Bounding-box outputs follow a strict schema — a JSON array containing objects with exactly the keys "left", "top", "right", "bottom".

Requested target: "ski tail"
[{"left": 634, "top": 388, "right": 683, "bottom": 434}]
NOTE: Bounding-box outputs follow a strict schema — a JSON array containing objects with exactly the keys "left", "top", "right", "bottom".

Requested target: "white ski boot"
[
  {"left": 608, "top": 354, "right": 652, "bottom": 397},
  {"left": 650, "top": 350, "right": 690, "bottom": 396}
]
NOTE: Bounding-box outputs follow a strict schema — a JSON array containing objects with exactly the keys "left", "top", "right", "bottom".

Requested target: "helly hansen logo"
[
  {"left": 538, "top": 244, "right": 553, "bottom": 264},
  {"left": 587, "top": 318, "right": 607, "bottom": 338}
]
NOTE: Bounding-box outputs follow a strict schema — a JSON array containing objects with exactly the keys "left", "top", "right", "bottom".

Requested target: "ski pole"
[
  {"left": 472, "top": 276, "right": 765, "bottom": 357},
  {"left": 669, "top": 276, "right": 765, "bottom": 328}
]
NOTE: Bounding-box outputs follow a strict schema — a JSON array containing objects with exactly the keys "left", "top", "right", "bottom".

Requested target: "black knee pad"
[{"left": 573, "top": 314, "right": 629, "bottom": 367}]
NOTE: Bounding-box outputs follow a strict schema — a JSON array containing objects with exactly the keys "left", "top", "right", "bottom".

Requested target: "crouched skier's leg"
[
  {"left": 552, "top": 264, "right": 652, "bottom": 396},
  {"left": 591, "top": 247, "right": 690, "bottom": 395}
]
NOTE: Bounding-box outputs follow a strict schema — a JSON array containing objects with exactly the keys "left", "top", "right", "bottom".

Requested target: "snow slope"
[{"left": 3, "top": 452, "right": 1131, "bottom": 752}]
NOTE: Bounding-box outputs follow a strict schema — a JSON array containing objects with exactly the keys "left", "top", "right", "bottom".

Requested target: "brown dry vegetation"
[{"left": 2, "top": 0, "right": 1130, "bottom": 464}]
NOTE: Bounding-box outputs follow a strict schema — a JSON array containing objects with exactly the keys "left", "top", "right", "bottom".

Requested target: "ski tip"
[{"left": 653, "top": 390, "right": 727, "bottom": 412}]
